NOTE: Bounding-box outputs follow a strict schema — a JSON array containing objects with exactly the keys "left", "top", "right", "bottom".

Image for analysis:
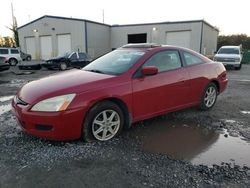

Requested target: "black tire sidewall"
[
  {"left": 83, "top": 101, "right": 124, "bottom": 142},
  {"left": 200, "top": 82, "right": 218, "bottom": 111},
  {"left": 9, "top": 58, "right": 17, "bottom": 66}
]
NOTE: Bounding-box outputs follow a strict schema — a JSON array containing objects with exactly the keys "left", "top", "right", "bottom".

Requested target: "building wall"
[
  {"left": 201, "top": 23, "right": 219, "bottom": 56},
  {"left": 86, "top": 22, "right": 111, "bottom": 58},
  {"left": 18, "top": 16, "right": 218, "bottom": 60},
  {"left": 111, "top": 22, "right": 203, "bottom": 52},
  {"left": 18, "top": 17, "right": 86, "bottom": 60}
]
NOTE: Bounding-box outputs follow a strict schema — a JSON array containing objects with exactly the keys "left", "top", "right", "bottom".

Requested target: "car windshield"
[
  {"left": 218, "top": 48, "right": 239, "bottom": 54},
  {"left": 83, "top": 49, "right": 146, "bottom": 75},
  {"left": 58, "top": 52, "right": 71, "bottom": 58}
]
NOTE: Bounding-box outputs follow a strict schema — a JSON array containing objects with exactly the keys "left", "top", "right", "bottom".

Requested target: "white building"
[{"left": 18, "top": 15, "right": 219, "bottom": 60}]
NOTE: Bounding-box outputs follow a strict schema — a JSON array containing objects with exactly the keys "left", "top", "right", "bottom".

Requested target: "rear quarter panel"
[{"left": 185, "top": 61, "right": 223, "bottom": 103}]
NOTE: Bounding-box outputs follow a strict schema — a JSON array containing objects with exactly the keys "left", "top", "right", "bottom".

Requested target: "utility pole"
[
  {"left": 102, "top": 9, "right": 105, "bottom": 24},
  {"left": 11, "top": 2, "right": 14, "bottom": 27}
]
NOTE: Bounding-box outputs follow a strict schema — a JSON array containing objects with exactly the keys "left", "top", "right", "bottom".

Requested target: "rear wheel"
[
  {"left": 59, "top": 62, "right": 67, "bottom": 70},
  {"left": 9, "top": 58, "right": 18, "bottom": 66},
  {"left": 83, "top": 101, "right": 124, "bottom": 142},
  {"left": 200, "top": 82, "right": 217, "bottom": 111},
  {"left": 26, "top": 56, "right": 31, "bottom": 61}
]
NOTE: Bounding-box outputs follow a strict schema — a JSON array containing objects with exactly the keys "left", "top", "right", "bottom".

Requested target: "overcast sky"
[{"left": 1, "top": 0, "right": 249, "bottom": 37}]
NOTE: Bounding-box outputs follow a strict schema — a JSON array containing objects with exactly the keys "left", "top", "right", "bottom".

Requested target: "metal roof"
[{"left": 18, "top": 15, "right": 219, "bottom": 32}]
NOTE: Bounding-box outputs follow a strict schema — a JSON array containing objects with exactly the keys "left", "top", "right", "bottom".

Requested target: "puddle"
[
  {"left": 241, "top": 111, "right": 250, "bottom": 115},
  {"left": 0, "top": 104, "right": 11, "bottom": 116},
  {"left": 141, "top": 119, "right": 250, "bottom": 167},
  {"left": 0, "top": 96, "right": 14, "bottom": 102}
]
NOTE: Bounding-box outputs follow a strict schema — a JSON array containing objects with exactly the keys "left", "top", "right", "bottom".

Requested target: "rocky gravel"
[{"left": 0, "top": 65, "right": 250, "bottom": 187}]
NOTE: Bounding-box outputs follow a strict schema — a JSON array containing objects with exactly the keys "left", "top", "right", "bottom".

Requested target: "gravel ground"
[{"left": 0, "top": 64, "right": 250, "bottom": 187}]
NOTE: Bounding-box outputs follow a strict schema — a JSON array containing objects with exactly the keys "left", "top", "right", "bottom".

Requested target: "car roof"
[
  {"left": 220, "top": 46, "right": 240, "bottom": 49},
  {"left": 120, "top": 43, "right": 192, "bottom": 51}
]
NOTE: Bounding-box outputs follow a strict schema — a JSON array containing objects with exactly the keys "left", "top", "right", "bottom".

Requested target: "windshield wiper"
[{"left": 85, "top": 69, "right": 104, "bottom": 74}]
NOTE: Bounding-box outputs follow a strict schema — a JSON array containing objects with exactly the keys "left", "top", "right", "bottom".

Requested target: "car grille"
[{"left": 216, "top": 57, "right": 238, "bottom": 62}]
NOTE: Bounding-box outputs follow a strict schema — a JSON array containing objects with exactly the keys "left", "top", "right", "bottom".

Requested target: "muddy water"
[{"left": 141, "top": 119, "right": 250, "bottom": 167}]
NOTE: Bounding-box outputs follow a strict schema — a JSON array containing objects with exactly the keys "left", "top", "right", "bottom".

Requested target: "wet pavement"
[{"left": 141, "top": 119, "right": 250, "bottom": 167}]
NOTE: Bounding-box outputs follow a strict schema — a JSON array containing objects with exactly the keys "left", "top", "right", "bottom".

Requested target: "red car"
[{"left": 12, "top": 44, "right": 228, "bottom": 141}]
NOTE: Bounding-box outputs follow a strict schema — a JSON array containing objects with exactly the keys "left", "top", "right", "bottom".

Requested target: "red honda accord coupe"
[{"left": 12, "top": 44, "right": 228, "bottom": 141}]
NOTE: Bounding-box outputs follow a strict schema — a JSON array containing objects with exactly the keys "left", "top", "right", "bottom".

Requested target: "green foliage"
[{"left": 218, "top": 34, "right": 250, "bottom": 50}]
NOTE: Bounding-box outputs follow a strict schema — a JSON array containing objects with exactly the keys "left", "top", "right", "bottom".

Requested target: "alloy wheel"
[
  {"left": 92, "top": 110, "right": 120, "bottom": 141},
  {"left": 204, "top": 86, "right": 216, "bottom": 108}
]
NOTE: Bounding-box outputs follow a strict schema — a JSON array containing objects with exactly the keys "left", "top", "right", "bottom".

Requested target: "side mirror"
[
  {"left": 214, "top": 51, "right": 217, "bottom": 54},
  {"left": 141, "top": 66, "right": 158, "bottom": 76}
]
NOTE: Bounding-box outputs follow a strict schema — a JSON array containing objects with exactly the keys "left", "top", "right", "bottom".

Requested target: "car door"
[
  {"left": 181, "top": 51, "right": 208, "bottom": 103},
  {"left": 132, "top": 50, "right": 190, "bottom": 121},
  {"left": 78, "top": 52, "right": 88, "bottom": 67},
  {"left": 69, "top": 52, "right": 78, "bottom": 67}
]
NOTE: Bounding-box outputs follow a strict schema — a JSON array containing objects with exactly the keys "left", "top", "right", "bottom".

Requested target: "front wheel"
[
  {"left": 59, "top": 62, "right": 67, "bottom": 70},
  {"left": 83, "top": 101, "right": 124, "bottom": 142},
  {"left": 200, "top": 82, "right": 218, "bottom": 111},
  {"left": 235, "top": 64, "right": 242, "bottom": 70},
  {"left": 9, "top": 58, "right": 18, "bottom": 66}
]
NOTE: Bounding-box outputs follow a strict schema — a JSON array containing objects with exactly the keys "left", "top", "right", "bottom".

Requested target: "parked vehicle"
[
  {"left": 12, "top": 44, "right": 228, "bottom": 141},
  {"left": 0, "top": 56, "right": 10, "bottom": 72},
  {"left": 20, "top": 51, "right": 32, "bottom": 61},
  {"left": 214, "top": 46, "right": 242, "bottom": 70},
  {"left": 0, "top": 48, "right": 22, "bottom": 66},
  {"left": 41, "top": 52, "right": 92, "bottom": 70}
]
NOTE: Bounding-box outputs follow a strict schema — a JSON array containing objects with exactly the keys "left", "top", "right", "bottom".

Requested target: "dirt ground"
[{"left": 0, "top": 64, "right": 250, "bottom": 188}]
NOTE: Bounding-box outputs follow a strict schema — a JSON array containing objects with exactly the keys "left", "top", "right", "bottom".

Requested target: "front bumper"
[
  {"left": 217, "top": 61, "right": 241, "bottom": 67},
  {"left": 11, "top": 99, "right": 86, "bottom": 141}
]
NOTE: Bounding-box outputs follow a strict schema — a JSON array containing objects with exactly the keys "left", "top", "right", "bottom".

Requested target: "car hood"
[
  {"left": 18, "top": 69, "right": 115, "bottom": 104},
  {"left": 46, "top": 56, "right": 65, "bottom": 61},
  {"left": 214, "top": 54, "right": 241, "bottom": 59}
]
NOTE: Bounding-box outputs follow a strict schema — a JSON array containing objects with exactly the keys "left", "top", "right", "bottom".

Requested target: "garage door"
[
  {"left": 25, "top": 37, "right": 35, "bottom": 60},
  {"left": 40, "top": 36, "right": 52, "bottom": 60},
  {"left": 57, "top": 34, "right": 71, "bottom": 56},
  {"left": 166, "top": 31, "right": 191, "bottom": 49}
]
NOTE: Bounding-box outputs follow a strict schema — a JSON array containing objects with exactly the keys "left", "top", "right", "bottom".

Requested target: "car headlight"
[{"left": 31, "top": 94, "right": 76, "bottom": 112}]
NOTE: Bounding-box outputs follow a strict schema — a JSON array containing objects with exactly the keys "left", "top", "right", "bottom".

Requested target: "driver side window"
[
  {"left": 70, "top": 53, "right": 77, "bottom": 60},
  {"left": 143, "top": 50, "right": 182, "bottom": 72}
]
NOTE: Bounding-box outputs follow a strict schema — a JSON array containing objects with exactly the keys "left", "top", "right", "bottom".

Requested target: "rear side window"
[
  {"left": 183, "top": 52, "right": 204, "bottom": 66},
  {"left": 79, "top": 53, "right": 87, "bottom": 59},
  {"left": 11, "top": 49, "right": 19, "bottom": 54},
  {"left": 0, "top": 49, "right": 8, "bottom": 54},
  {"left": 143, "top": 50, "right": 182, "bottom": 72}
]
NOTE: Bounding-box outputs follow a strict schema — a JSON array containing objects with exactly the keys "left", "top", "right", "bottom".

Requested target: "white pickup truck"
[{"left": 213, "top": 46, "right": 242, "bottom": 70}]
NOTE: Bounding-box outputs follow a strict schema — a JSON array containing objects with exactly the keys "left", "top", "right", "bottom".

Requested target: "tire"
[
  {"left": 9, "top": 58, "right": 18, "bottom": 66},
  {"left": 26, "top": 56, "right": 31, "bottom": 61},
  {"left": 83, "top": 101, "right": 124, "bottom": 142},
  {"left": 200, "top": 82, "right": 218, "bottom": 111},
  {"left": 235, "top": 64, "right": 242, "bottom": 70},
  {"left": 59, "top": 62, "right": 67, "bottom": 70}
]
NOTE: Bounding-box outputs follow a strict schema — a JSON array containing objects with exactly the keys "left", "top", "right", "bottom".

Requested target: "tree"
[
  {"left": 7, "top": 16, "right": 19, "bottom": 47},
  {"left": 218, "top": 34, "right": 250, "bottom": 50},
  {"left": 0, "top": 36, "right": 15, "bottom": 47}
]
